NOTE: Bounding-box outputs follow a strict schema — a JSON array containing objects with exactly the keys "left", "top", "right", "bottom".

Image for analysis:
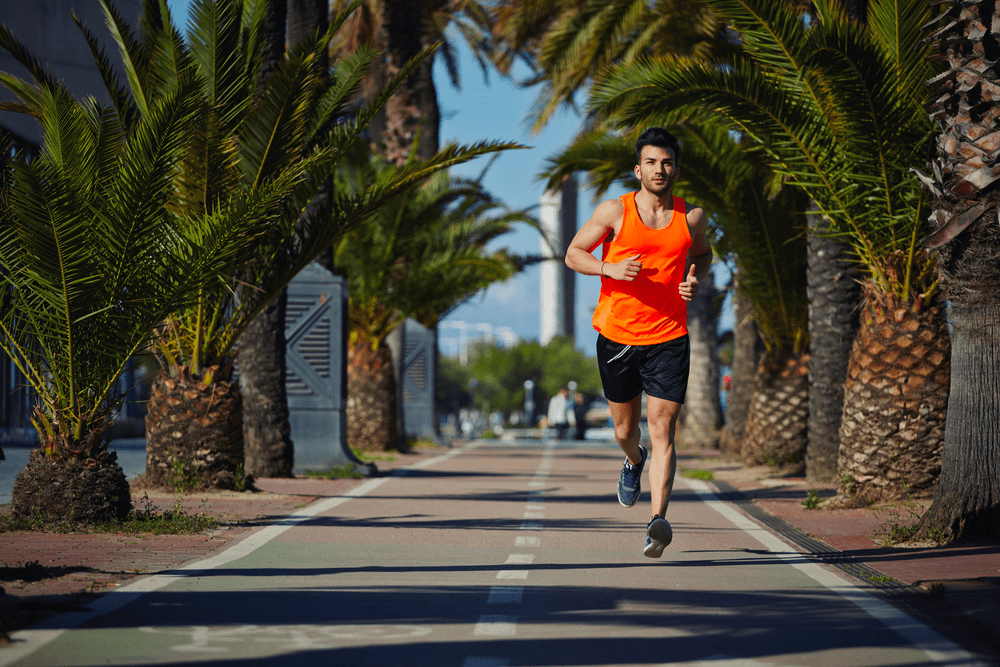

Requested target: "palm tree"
[
  {"left": 543, "top": 123, "right": 810, "bottom": 464},
  {"left": 489, "top": 0, "right": 733, "bottom": 132},
  {"left": 79, "top": 0, "right": 517, "bottom": 488},
  {"left": 916, "top": 1, "right": 1000, "bottom": 542},
  {"left": 329, "top": 0, "right": 495, "bottom": 162},
  {"left": 589, "top": 0, "right": 948, "bottom": 502},
  {"left": 0, "top": 26, "right": 280, "bottom": 522},
  {"left": 333, "top": 157, "right": 535, "bottom": 450}
]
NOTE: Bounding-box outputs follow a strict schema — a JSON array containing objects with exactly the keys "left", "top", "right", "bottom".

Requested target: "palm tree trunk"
[
  {"left": 240, "top": 292, "right": 294, "bottom": 478},
  {"left": 837, "top": 292, "right": 950, "bottom": 504},
  {"left": 920, "top": 303, "right": 1000, "bottom": 541},
  {"left": 681, "top": 270, "right": 722, "bottom": 448},
  {"left": 719, "top": 277, "right": 762, "bottom": 456},
  {"left": 238, "top": 0, "right": 296, "bottom": 479},
  {"left": 258, "top": 0, "right": 286, "bottom": 87},
  {"left": 913, "top": 0, "right": 1000, "bottom": 542},
  {"left": 12, "top": 446, "right": 130, "bottom": 524},
  {"left": 347, "top": 342, "right": 398, "bottom": 451},
  {"left": 289, "top": 0, "right": 326, "bottom": 49},
  {"left": 144, "top": 366, "right": 244, "bottom": 490},
  {"left": 741, "top": 350, "right": 810, "bottom": 470},
  {"left": 805, "top": 210, "right": 862, "bottom": 483},
  {"left": 375, "top": 0, "right": 440, "bottom": 163}
]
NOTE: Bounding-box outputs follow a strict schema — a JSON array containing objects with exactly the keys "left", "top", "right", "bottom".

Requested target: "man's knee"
[{"left": 615, "top": 423, "right": 639, "bottom": 443}]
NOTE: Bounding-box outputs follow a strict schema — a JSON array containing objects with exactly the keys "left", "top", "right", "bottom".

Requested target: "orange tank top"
[{"left": 592, "top": 192, "right": 692, "bottom": 345}]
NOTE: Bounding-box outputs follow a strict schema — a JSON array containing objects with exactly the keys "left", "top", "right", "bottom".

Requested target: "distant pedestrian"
[
  {"left": 573, "top": 393, "right": 589, "bottom": 441},
  {"left": 565, "top": 127, "right": 713, "bottom": 558},
  {"left": 546, "top": 387, "right": 570, "bottom": 440}
]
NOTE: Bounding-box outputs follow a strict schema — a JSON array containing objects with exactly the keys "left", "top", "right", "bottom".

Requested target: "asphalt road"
[{"left": 1, "top": 441, "right": 985, "bottom": 666}]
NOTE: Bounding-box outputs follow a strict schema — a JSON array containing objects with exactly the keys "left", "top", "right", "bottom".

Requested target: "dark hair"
[{"left": 635, "top": 127, "right": 681, "bottom": 165}]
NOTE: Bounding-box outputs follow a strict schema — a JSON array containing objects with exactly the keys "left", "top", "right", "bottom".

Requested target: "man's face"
[{"left": 633, "top": 145, "right": 679, "bottom": 197}]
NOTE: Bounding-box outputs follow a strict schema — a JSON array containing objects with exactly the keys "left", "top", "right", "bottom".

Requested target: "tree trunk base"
[
  {"left": 143, "top": 367, "right": 245, "bottom": 491},
  {"left": 741, "top": 351, "right": 810, "bottom": 470},
  {"left": 11, "top": 450, "right": 131, "bottom": 524},
  {"left": 347, "top": 344, "right": 397, "bottom": 452},
  {"left": 837, "top": 296, "right": 950, "bottom": 504},
  {"left": 916, "top": 302, "right": 1000, "bottom": 544}
]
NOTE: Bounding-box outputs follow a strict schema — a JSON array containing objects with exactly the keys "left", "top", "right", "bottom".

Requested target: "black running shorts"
[{"left": 596, "top": 334, "right": 690, "bottom": 404}]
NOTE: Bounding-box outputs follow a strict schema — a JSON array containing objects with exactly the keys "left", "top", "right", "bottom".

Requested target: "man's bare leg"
[
  {"left": 608, "top": 394, "right": 643, "bottom": 464},
  {"left": 646, "top": 396, "right": 681, "bottom": 521}
]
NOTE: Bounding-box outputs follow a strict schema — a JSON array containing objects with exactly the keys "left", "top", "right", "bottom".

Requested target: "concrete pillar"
[{"left": 539, "top": 176, "right": 578, "bottom": 345}]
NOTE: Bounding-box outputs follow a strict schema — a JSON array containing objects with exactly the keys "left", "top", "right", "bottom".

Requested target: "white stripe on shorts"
[{"left": 607, "top": 344, "right": 631, "bottom": 363}]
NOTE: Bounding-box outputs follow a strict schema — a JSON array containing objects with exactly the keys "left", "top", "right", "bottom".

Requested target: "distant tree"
[
  {"left": 440, "top": 337, "right": 603, "bottom": 420},
  {"left": 332, "top": 159, "right": 530, "bottom": 450}
]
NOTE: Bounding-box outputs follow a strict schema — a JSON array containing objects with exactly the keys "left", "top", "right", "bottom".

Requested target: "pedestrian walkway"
[{"left": 0, "top": 441, "right": 996, "bottom": 666}]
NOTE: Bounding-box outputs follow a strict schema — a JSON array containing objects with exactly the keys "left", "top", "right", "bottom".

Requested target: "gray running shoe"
[
  {"left": 644, "top": 515, "right": 673, "bottom": 558},
  {"left": 617, "top": 445, "right": 647, "bottom": 507}
]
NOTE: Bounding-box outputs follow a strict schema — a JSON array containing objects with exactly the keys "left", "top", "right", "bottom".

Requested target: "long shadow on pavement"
[{"left": 48, "top": 585, "right": 957, "bottom": 666}]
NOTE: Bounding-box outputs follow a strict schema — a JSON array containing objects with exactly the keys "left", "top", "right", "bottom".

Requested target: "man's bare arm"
[{"left": 565, "top": 199, "right": 641, "bottom": 281}]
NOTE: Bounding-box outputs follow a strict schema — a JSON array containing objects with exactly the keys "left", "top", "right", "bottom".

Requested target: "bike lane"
[{"left": 3, "top": 441, "right": 984, "bottom": 666}]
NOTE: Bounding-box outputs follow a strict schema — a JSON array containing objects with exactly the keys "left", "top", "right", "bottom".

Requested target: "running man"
[{"left": 565, "top": 127, "right": 712, "bottom": 558}]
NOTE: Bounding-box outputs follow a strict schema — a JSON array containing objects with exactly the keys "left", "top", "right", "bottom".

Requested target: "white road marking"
[
  {"left": 516, "top": 536, "right": 540, "bottom": 547},
  {"left": 525, "top": 503, "right": 544, "bottom": 510},
  {"left": 0, "top": 444, "right": 483, "bottom": 667},
  {"left": 504, "top": 554, "right": 535, "bottom": 565},
  {"left": 474, "top": 615, "right": 517, "bottom": 637},
  {"left": 527, "top": 481, "right": 547, "bottom": 488},
  {"left": 682, "top": 477, "right": 987, "bottom": 667},
  {"left": 523, "top": 510, "right": 545, "bottom": 518},
  {"left": 520, "top": 521, "right": 543, "bottom": 530},
  {"left": 486, "top": 587, "right": 523, "bottom": 604},
  {"left": 496, "top": 570, "right": 529, "bottom": 580}
]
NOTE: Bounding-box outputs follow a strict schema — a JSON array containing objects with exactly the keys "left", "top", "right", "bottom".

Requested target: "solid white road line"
[{"left": 682, "top": 477, "right": 987, "bottom": 667}]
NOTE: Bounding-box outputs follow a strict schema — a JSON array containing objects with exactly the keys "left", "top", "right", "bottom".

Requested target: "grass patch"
[
  {"left": 0, "top": 494, "right": 219, "bottom": 535},
  {"left": 304, "top": 465, "right": 365, "bottom": 480},
  {"left": 801, "top": 489, "right": 821, "bottom": 509},
  {"left": 407, "top": 437, "right": 442, "bottom": 449},
  {"left": 351, "top": 447, "right": 396, "bottom": 463},
  {"left": 871, "top": 501, "right": 947, "bottom": 546},
  {"left": 681, "top": 468, "right": 714, "bottom": 481}
]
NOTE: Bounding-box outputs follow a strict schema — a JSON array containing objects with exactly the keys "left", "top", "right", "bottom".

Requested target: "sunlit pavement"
[{"left": 1, "top": 440, "right": 987, "bottom": 667}]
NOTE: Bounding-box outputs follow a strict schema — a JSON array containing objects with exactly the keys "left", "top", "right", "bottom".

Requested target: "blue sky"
[{"left": 164, "top": 1, "right": 728, "bottom": 358}]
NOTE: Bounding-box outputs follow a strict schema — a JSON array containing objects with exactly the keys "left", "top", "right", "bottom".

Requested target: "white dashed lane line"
[{"left": 465, "top": 443, "right": 554, "bottom": 667}]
